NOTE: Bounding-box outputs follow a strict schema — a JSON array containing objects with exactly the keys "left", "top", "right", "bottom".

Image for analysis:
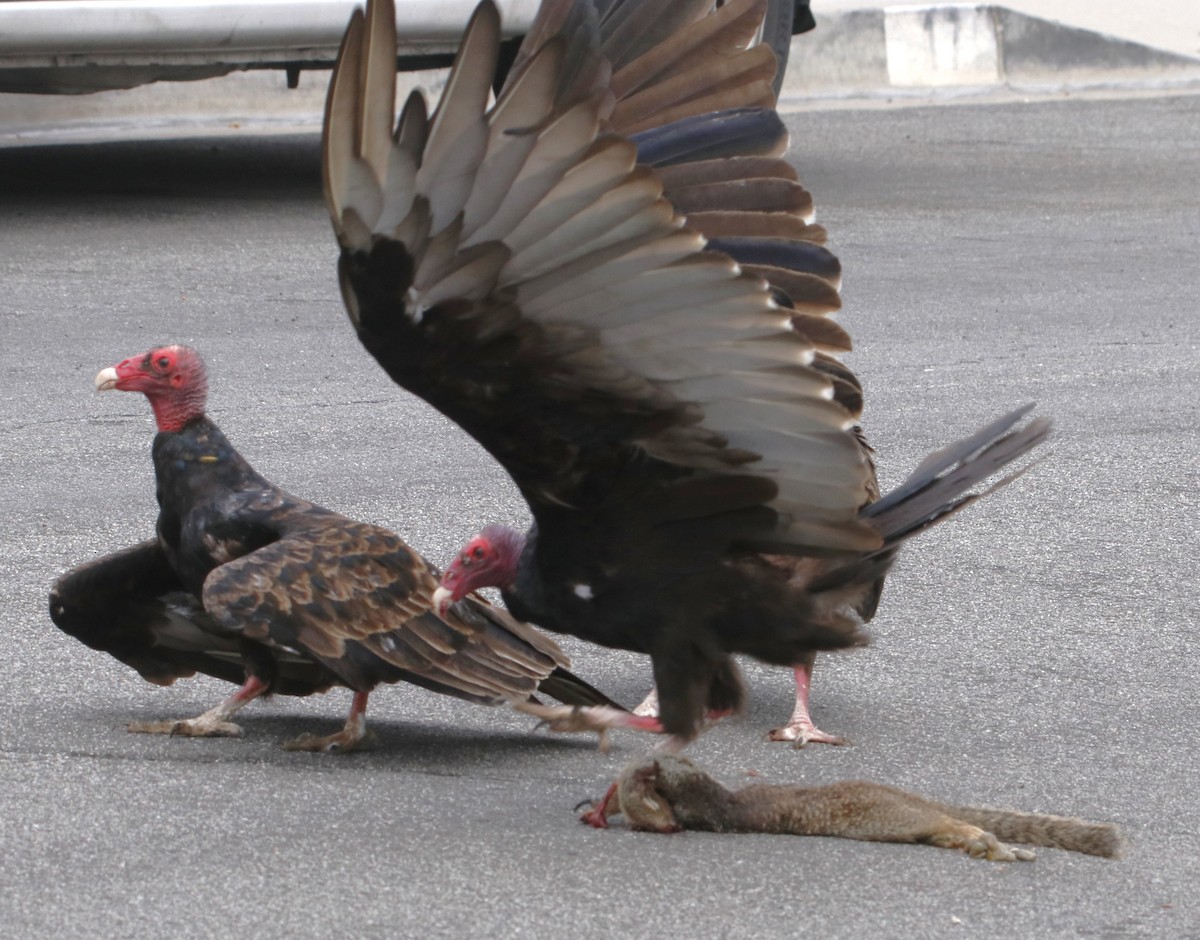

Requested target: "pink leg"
[
  {"left": 766, "top": 660, "right": 846, "bottom": 747},
  {"left": 284, "top": 690, "right": 372, "bottom": 753},
  {"left": 128, "top": 674, "right": 269, "bottom": 737}
]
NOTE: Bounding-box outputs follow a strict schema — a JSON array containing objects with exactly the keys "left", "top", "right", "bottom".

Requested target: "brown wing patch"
[
  {"left": 201, "top": 514, "right": 436, "bottom": 661},
  {"left": 200, "top": 511, "right": 577, "bottom": 702},
  {"left": 327, "top": 0, "right": 880, "bottom": 559}
]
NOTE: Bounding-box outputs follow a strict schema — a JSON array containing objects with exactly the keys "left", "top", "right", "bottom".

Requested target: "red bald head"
[
  {"left": 95, "top": 345, "right": 209, "bottom": 432},
  {"left": 432, "top": 524, "right": 525, "bottom": 617}
]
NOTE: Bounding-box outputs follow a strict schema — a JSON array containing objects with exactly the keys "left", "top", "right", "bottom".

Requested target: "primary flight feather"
[{"left": 323, "top": 0, "right": 1051, "bottom": 769}]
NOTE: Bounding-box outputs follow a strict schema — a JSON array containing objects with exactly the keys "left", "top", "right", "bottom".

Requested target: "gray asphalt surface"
[{"left": 1, "top": 92, "right": 1197, "bottom": 938}]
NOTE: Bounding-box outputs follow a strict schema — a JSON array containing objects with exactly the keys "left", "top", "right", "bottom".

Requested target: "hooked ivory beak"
[
  {"left": 431, "top": 586, "right": 454, "bottom": 617},
  {"left": 95, "top": 367, "right": 120, "bottom": 392}
]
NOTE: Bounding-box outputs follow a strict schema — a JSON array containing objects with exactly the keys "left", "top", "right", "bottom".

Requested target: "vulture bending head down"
[
  {"left": 50, "top": 345, "right": 634, "bottom": 751},
  {"left": 322, "top": 0, "right": 1052, "bottom": 794}
]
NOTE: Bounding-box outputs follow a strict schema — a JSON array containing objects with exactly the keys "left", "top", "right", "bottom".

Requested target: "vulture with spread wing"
[
  {"left": 50, "top": 346, "right": 629, "bottom": 751},
  {"left": 323, "top": 0, "right": 1051, "bottom": 795}
]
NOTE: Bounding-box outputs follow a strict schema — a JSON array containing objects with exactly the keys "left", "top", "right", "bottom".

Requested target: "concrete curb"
[{"left": 781, "top": 3, "right": 1200, "bottom": 96}]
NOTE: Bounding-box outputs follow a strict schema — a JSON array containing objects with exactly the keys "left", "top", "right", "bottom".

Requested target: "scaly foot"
[
  {"left": 281, "top": 728, "right": 370, "bottom": 754},
  {"left": 766, "top": 718, "right": 847, "bottom": 748},
  {"left": 514, "top": 702, "right": 663, "bottom": 752},
  {"left": 126, "top": 676, "right": 266, "bottom": 740},
  {"left": 128, "top": 716, "right": 243, "bottom": 738},
  {"left": 769, "top": 661, "right": 845, "bottom": 747},
  {"left": 282, "top": 712, "right": 369, "bottom": 753}
]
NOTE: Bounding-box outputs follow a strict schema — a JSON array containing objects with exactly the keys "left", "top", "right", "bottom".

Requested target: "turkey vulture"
[
  {"left": 323, "top": 0, "right": 1051, "bottom": 787},
  {"left": 49, "top": 345, "right": 634, "bottom": 752}
]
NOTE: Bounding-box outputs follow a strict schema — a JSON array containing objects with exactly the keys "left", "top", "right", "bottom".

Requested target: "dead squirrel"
[{"left": 594, "top": 754, "right": 1122, "bottom": 862}]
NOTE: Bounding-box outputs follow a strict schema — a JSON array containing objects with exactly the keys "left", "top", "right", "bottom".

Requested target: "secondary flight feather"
[{"left": 323, "top": 0, "right": 1051, "bottom": 769}]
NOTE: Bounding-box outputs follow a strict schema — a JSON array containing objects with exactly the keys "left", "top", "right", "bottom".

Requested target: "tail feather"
[
  {"left": 865, "top": 404, "right": 1040, "bottom": 521},
  {"left": 862, "top": 405, "right": 1052, "bottom": 543},
  {"left": 807, "top": 407, "right": 1050, "bottom": 597},
  {"left": 535, "top": 666, "right": 629, "bottom": 710}
]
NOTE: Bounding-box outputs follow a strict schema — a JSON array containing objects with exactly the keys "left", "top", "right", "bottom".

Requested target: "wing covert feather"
[
  {"left": 200, "top": 512, "right": 571, "bottom": 699},
  {"left": 325, "top": 0, "right": 879, "bottom": 556},
  {"left": 201, "top": 516, "right": 438, "bottom": 659}
]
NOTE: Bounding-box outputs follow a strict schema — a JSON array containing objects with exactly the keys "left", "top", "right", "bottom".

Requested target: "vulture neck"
[
  {"left": 474, "top": 523, "right": 525, "bottom": 591},
  {"left": 496, "top": 525, "right": 546, "bottom": 621},
  {"left": 148, "top": 390, "right": 207, "bottom": 433}
]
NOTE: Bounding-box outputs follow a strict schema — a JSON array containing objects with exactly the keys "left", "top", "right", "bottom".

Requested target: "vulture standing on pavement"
[
  {"left": 323, "top": 0, "right": 1051, "bottom": 789},
  {"left": 49, "top": 345, "right": 628, "bottom": 752}
]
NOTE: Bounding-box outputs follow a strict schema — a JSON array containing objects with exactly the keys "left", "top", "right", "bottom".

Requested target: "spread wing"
[
  {"left": 324, "top": 0, "right": 880, "bottom": 559},
  {"left": 200, "top": 510, "right": 570, "bottom": 703}
]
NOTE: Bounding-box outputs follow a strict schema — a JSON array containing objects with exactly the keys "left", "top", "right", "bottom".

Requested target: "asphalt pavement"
[{"left": 0, "top": 91, "right": 1197, "bottom": 938}]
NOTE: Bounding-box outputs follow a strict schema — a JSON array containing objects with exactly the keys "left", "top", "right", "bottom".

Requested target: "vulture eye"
[
  {"left": 472, "top": 546, "right": 485, "bottom": 559},
  {"left": 156, "top": 356, "right": 171, "bottom": 370}
]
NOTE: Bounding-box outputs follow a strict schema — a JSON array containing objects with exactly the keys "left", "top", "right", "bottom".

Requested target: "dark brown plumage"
[
  {"left": 49, "top": 345, "right": 625, "bottom": 750},
  {"left": 322, "top": 0, "right": 1051, "bottom": 782}
]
